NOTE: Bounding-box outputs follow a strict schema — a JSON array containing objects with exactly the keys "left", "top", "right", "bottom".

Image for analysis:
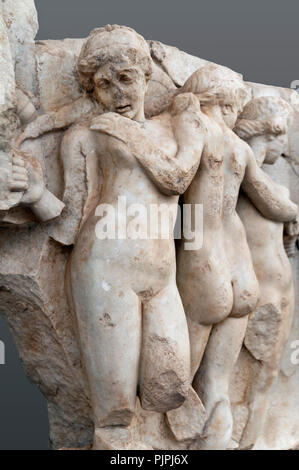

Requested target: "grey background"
[{"left": 0, "top": 0, "right": 298, "bottom": 450}]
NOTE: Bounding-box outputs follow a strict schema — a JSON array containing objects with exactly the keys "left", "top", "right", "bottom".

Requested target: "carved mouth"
[{"left": 116, "top": 105, "right": 131, "bottom": 114}]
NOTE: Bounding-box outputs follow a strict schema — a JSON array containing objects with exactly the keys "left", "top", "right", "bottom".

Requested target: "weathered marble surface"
[
  {"left": 0, "top": 3, "right": 20, "bottom": 211},
  {"left": 0, "top": 1, "right": 299, "bottom": 450}
]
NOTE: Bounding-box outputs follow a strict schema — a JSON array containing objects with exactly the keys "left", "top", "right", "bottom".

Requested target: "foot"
[
  {"left": 189, "top": 399, "right": 233, "bottom": 450},
  {"left": 166, "top": 387, "right": 206, "bottom": 441}
]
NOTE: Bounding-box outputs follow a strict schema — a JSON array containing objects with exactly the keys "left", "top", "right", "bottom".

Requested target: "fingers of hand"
[
  {"left": 9, "top": 158, "right": 28, "bottom": 191},
  {"left": 12, "top": 154, "right": 25, "bottom": 167},
  {"left": 91, "top": 116, "right": 116, "bottom": 132},
  {"left": 9, "top": 180, "right": 29, "bottom": 192},
  {"left": 172, "top": 93, "right": 201, "bottom": 115},
  {"left": 12, "top": 165, "right": 27, "bottom": 176}
]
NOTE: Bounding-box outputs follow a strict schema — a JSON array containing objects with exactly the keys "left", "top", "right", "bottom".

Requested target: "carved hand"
[
  {"left": 284, "top": 212, "right": 299, "bottom": 238},
  {"left": 9, "top": 149, "right": 64, "bottom": 221},
  {"left": 17, "top": 152, "right": 46, "bottom": 206},
  {"left": 284, "top": 212, "right": 299, "bottom": 257},
  {"left": 171, "top": 93, "right": 206, "bottom": 149},
  {"left": 9, "top": 150, "right": 29, "bottom": 193},
  {"left": 90, "top": 112, "right": 141, "bottom": 145},
  {"left": 170, "top": 92, "right": 201, "bottom": 117}
]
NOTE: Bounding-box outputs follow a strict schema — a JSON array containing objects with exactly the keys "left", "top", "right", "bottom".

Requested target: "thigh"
[{"left": 70, "top": 259, "right": 142, "bottom": 427}]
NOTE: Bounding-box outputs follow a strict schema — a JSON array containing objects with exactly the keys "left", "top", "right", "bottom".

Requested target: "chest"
[{"left": 202, "top": 133, "right": 246, "bottom": 180}]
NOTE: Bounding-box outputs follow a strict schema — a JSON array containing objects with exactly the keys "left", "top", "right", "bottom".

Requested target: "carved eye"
[
  {"left": 223, "top": 104, "right": 233, "bottom": 113},
  {"left": 119, "top": 74, "right": 132, "bottom": 83},
  {"left": 97, "top": 79, "right": 110, "bottom": 89}
]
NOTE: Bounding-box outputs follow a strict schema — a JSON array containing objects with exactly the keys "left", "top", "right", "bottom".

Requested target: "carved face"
[
  {"left": 264, "top": 132, "right": 288, "bottom": 164},
  {"left": 93, "top": 62, "right": 147, "bottom": 120},
  {"left": 249, "top": 132, "right": 288, "bottom": 166},
  {"left": 221, "top": 103, "right": 239, "bottom": 129}
]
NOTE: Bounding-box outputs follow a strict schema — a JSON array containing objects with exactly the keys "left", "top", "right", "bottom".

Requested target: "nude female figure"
[
  {"left": 170, "top": 65, "right": 298, "bottom": 449},
  {"left": 235, "top": 97, "right": 297, "bottom": 448},
  {"left": 61, "top": 25, "right": 209, "bottom": 450}
]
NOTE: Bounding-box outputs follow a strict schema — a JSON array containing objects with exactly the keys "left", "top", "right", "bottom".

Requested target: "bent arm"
[
  {"left": 132, "top": 94, "right": 206, "bottom": 195},
  {"left": 242, "top": 147, "right": 298, "bottom": 222},
  {"left": 134, "top": 113, "right": 205, "bottom": 196},
  {"left": 15, "top": 96, "right": 98, "bottom": 148},
  {"left": 91, "top": 94, "right": 206, "bottom": 196}
]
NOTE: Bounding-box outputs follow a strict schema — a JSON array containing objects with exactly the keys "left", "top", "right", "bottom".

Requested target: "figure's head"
[
  {"left": 77, "top": 25, "right": 153, "bottom": 120},
  {"left": 180, "top": 64, "right": 248, "bottom": 128},
  {"left": 234, "top": 96, "right": 292, "bottom": 165}
]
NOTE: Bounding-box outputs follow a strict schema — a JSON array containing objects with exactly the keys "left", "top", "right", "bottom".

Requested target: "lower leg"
[
  {"left": 242, "top": 298, "right": 295, "bottom": 448},
  {"left": 165, "top": 318, "right": 212, "bottom": 441},
  {"left": 140, "top": 281, "right": 191, "bottom": 413},
  {"left": 193, "top": 315, "right": 249, "bottom": 449}
]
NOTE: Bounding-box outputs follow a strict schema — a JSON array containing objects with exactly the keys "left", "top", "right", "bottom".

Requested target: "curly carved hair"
[
  {"left": 77, "top": 25, "right": 153, "bottom": 92},
  {"left": 234, "top": 96, "right": 292, "bottom": 140}
]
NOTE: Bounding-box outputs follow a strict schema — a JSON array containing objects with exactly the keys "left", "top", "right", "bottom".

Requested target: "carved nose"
[{"left": 113, "top": 84, "right": 126, "bottom": 101}]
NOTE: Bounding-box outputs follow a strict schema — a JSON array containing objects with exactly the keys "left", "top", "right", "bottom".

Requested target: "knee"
[{"left": 139, "top": 371, "right": 189, "bottom": 413}]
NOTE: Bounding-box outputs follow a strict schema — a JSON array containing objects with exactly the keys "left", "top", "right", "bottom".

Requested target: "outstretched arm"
[
  {"left": 90, "top": 93, "right": 206, "bottom": 196},
  {"left": 242, "top": 147, "right": 298, "bottom": 222},
  {"left": 15, "top": 96, "right": 98, "bottom": 148}
]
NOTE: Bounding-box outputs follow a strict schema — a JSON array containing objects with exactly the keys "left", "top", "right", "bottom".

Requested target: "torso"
[
  {"left": 183, "top": 117, "right": 249, "bottom": 255},
  {"left": 69, "top": 113, "right": 180, "bottom": 296},
  {"left": 237, "top": 191, "right": 293, "bottom": 299},
  {"left": 178, "top": 115, "right": 259, "bottom": 321}
]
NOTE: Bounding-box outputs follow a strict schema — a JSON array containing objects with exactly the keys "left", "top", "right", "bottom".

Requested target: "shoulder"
[
  {"left": 229, "top": 129, "right": 252, "bottom": 156},
  {"left": 61, "top": 122, "right": 103, "bottom": 157},
  {"left": 62, "top": 122, "right": 93, "bottom": 145}
]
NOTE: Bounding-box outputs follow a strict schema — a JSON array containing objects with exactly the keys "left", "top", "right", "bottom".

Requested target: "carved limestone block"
[{"left": 0, "top": 1, "right": 299, "bottom": 452}]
